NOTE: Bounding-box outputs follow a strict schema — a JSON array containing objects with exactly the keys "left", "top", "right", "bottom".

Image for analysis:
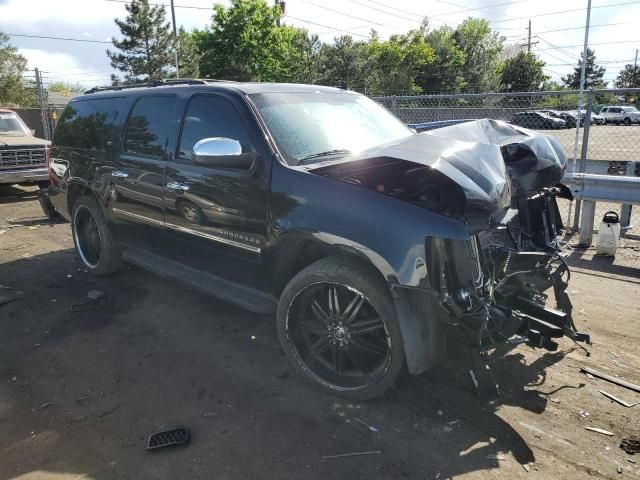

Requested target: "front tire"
[
  {"left": 277, "top": 257, "right": 405, "bottom": 400},
  {"left": 72, "top": 195, "right": 122, "bottom": 274}
]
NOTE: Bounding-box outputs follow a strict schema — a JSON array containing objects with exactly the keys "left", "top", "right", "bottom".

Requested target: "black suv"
[{"left": 49, "top": 80, "right": 588, "bottom": 399}]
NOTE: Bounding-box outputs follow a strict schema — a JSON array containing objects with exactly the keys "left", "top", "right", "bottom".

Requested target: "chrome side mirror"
[{"left": 192, "top": 137, "right": 255, "bottom": 169}]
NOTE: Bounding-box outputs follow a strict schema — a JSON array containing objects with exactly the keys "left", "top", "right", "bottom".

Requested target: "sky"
[{"left": 1, "top": 0, "right": 639, "bottom": 89}]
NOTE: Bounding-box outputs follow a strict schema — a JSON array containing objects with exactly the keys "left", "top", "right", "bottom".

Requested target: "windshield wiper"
[{"left": 299, "top": 149, "right": 351, "bottom": 165}]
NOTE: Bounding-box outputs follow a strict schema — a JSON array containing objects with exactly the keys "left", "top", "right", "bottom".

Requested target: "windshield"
[
  {"left": 249, "top": 91, "right": 412, "bottom": 165},
  {"left": 0, "top": 112, "right": 30, "bottom": 136}
]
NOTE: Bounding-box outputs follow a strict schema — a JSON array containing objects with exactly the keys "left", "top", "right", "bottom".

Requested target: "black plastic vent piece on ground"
[{"left": 147, "top": 428, "right": 190, "bottom": 451}]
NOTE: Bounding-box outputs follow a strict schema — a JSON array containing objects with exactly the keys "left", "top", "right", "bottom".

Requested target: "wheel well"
[
  {"left": 67, "top": 183, "right": 93, "bottom": 217},
  {"left": 272, "top": 240, "right": 389, "bottom": 297}
]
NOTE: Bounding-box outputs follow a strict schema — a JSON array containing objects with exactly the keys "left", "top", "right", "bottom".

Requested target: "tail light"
[{"left": 47, "top": 146, "right": 55, "bottom": 186}]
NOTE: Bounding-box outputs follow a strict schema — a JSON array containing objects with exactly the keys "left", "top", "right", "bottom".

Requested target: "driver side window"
[{"left": 177, "top": 95, "right": 253, "bottom": 163}]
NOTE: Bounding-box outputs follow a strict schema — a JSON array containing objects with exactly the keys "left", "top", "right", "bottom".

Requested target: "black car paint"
[{"left": 48, "top": 83, "right": 580, "bottom": 377}]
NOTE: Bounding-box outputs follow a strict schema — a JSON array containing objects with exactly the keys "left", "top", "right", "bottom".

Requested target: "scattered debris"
[
  {"left": 86, "top": 289, "right": 105, "bottom": 301},
  {"left": 0, "top": 290, "right": 16, "bottom": 306},
  {"left": 322, "top": 450, "right": 382, "bottom": 460},
  {"left": 40, "top": 402, "right": 52, "bottom": 409},
  {"left": 147, "top": 428, "right": 190, "bottom": 451},
  {"left": 581, "top": 367, "right": 640, "bottom": 394},
  {"left": 549, "top": 397, "right": 561, "bottom": 404},
  {"left": 486, "top": 454, "right": 506, "bottom": 461},
  {"left": 202, "top": 411, "right": 218, "bottom": 417},
  {"left": 0, "top": 229, "right": 7, "bottom": 235},
  {"left": 354, "top": 417, "right": 379, "bottom": 433},
  {"left": 579, "top": 410, "right": 590, "bottom": 418},
  {"left": 599, "top": 390, "right": 640, "bottom": 408},
  {"left": 628, "top": 458, "right": 637, "bottom": 464},
  {"left": 620, "top": 436, "right": 640, "bottom": 455},
  {"left": 70, "top": 291, "right": 112, "bottom": 312},
  {"left": 585, "top": 427, "right": 615, "bottom": 436},
  {"left": 522, "top": 464, "right": 530, "bottom": 472},
  {"left": 617, "top": 464, "right": 622, "bottom": 474}
]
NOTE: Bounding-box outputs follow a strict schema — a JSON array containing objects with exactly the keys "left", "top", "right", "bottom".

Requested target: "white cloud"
[{"left": 19, "top": 48, "right": 112, "bottom": 88}]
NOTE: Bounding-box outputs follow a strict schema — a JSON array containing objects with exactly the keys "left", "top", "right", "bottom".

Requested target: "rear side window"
[
  {"left": 124, "top": 96, "right": 176, "bottom": 157},
  {"left": 54, "top": 98, "right": 125, "bottom": 149},
  {"left": 177, "top": 95, "right": 253, "bottom": 162}
]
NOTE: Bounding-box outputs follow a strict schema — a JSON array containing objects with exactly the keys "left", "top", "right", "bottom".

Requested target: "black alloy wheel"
[
  {"left": 74, "top": 204, "right": 102, "bottom": 268},
  {"left": 277, "top": 258, "right": 405, "bottom": 399}
]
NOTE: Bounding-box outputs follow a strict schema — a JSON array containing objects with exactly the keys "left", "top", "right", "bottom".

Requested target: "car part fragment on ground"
[
  {"left": 581, "top": 367, "right": 640, "bottom": 394},
  {"left": 620, "top": 436, "right": 640, "bottom": 455},
  {"left": 147, "top": 428, "right": 190, "bottom": 451}
]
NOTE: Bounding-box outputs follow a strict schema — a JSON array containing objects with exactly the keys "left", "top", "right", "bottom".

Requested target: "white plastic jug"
[{"left": 596, "top": 211, "right": 621, "bottom": 256}]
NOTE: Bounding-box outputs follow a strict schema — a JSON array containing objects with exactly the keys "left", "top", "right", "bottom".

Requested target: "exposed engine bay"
[{"left": 308, "top": 119, "right": 590, "bottom": 364}]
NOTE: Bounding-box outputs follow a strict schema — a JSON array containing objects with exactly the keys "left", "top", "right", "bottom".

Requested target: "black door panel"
[
  {"left": 109, "top": 95, "right": 177, "bottom": 250},
  {"left": 163, "top": 94, "right": 270, "bottom": 291}
]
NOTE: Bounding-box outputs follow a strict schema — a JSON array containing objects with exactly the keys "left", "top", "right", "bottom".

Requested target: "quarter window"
[
  {"left": 55, "top": 97, "right": 125, "bottom": 150},
  {"left": 178, "top": 95, "right": 253, "bottom": 162},
  {"left": 124, "top": 96, "right": 176, "bottom": 157}
]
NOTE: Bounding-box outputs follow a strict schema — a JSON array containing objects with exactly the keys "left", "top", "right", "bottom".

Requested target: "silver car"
[{"left": 599, "top": 106, "right": 640, "bottom": 125}]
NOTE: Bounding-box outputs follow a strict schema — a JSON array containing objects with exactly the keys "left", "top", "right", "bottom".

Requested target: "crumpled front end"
[{"left": 309, "top": 119, "right": 589, "bottom": 367}]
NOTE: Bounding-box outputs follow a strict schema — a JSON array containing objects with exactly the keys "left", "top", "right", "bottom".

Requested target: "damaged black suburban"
[{"left": 48, "top": 81, "right": 589, "bottom": 399}]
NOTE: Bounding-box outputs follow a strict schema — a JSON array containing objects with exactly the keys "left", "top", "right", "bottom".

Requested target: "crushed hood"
[{"left": 307, "top": 119, "right": 567, "bottom": 227}]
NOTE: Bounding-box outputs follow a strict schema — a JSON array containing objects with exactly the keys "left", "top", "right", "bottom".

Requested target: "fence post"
[
  {"left": 572, "top": 89, "right": 594, "bottom": 229},
  {"left": 391, "top": 95, "right": 398, "bottom": 117},
  {"left": 620, "top": 160, "right": 635, "bottom": 229},
  {"left": 34, "top": 67, "right": 50, "bottom": 141}
]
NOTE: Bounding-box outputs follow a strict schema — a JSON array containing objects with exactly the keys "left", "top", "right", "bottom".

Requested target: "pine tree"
[
  {"left": 107, "top": 0, "right": 174, "bottom": 83},
  {"left": 562, "top": 48, "right": 606, "bottom": 89}
]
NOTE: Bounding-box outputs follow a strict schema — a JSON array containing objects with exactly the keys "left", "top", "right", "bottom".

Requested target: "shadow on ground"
[{"left": 0, "top": 248, "right": 585, "bottom": 479}]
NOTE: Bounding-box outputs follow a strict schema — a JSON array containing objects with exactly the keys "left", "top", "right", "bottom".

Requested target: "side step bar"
[{"left": 122, "top": 248, "right": 277, "bottom": 314}]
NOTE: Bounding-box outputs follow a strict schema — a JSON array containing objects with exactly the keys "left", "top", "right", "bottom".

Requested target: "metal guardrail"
[{"left": 562, "top": 172, "right": 640, "bottom": 245}]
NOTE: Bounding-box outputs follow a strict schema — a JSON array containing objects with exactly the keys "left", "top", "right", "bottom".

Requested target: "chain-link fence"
[{"left": 372, "top": 88, "right": 640, "bottom": 178}]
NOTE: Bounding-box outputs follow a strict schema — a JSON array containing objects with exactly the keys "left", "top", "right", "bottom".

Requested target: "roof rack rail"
[{"left": 83, "top": 78, "right": 233, "bottom": 95}]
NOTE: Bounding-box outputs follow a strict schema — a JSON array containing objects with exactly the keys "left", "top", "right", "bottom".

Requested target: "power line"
[
  {"left": 4, "top": 33, "right": 112, "bottom": 44},
  {"left": 538, "top": 39, "right": 640, "bottom": 50},
  {"left": 104, "top": 0, "right": 214, "bottom": 10},
  {"left": 490, "top": 0, "right": 640, "bottom": 25},
  {"left": 298, "top": 0, "right": 415, "bottom": 31},
  {"left": 344, "top": 0, "right": 424, "bottom": 23},
  {"left": 283, "top": 15, "right": 371, "bottom": 38}
]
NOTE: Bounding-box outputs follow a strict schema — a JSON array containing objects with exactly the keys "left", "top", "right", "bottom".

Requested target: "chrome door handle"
[
  {"left": 111, "top": 170, "right": 129, "bottom": 178},
  {"left": 166, "top": 181, "right": 190, "bottom": 191}
]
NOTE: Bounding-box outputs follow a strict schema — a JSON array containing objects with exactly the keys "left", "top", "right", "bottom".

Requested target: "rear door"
[
  {"left": 162, "top": 93, "right": 270, "bottom": 289},
  {"left": 110, "top": 95, "right": 178, "bottom": 248}
]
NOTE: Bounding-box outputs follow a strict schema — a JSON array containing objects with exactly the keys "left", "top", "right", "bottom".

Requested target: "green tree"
[
  {"left": 197, "top": 0, "right": 284, "bottom": 81},
  {"left": 0, "top": 32, "right": 36, "bottom": 106},
  {"left": 453, "top": 18, "right": 503, "bottom": 92},
  {"left": 177, "top": 27, "right": 200, "bottom": 78},
  {"left": 317, "top": 35, "right": 369, "bottom": 89},
  {"left": 562, "top": 48, "right": 606, "bottom": 89},
  {"left": 107, "top": 0, "right": 175, "bottom": 83},
  {"left": 614, "top": 64, "right": 640, "bottom": 88},
  {"left": 418, "top": 26, "right": 466, "bottom": 93},
  {"left": 47, "top": 81, "right": 85, "bottom": 95},
  {"left": 366, "top": 30, "right": 435, "bottom": 95},
  {"left": 499, "top": 51, "right": 547, "bottom": 91}
]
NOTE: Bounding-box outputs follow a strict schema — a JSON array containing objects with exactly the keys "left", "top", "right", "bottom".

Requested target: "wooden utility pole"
[{"left": 528, "top": 19, "right": 532, "bottom": 52}]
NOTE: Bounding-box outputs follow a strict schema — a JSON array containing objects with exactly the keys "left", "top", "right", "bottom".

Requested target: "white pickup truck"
[
  {"left": 0, "top": 108, "right": 50, "bottom": 185},
  {"left": 1, "top": 108, "right": 59, "bottom": 217},
  {"left": 599, "top": 105, "right": 640, "bottom": 125}
]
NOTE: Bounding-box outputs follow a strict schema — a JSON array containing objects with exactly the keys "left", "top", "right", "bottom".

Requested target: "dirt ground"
[{"left": 1, "top": 185, "right": 639, "bottom": 480}]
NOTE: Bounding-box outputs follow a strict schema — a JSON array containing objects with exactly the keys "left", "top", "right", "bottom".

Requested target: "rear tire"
[
  {"left": 277, "top": 257, "right": 405, "bottom": 400},
  {"left": 624, "top": 117, "right": 631, "bottom": 126},
  {"left": 72, "top": 195, "right": 122, "bottom": 275}
]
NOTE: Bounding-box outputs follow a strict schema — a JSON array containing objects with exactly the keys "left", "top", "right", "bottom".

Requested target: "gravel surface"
[{"left": 1, "top": 185, "right": 639, "bottom": 480}]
